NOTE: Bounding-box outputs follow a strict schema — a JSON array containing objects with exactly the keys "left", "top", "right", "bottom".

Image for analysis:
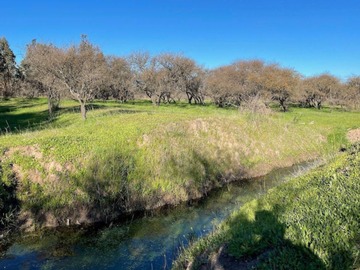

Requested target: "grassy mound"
[
  {"left": 173, "top": 143, "right": 360, "bottom": 270},
  {"left": 0, "top": 98, "right": 359, "bottom": 228}
]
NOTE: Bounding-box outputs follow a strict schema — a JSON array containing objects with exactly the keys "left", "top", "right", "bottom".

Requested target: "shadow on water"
[{"left": 0, "top": 161, "right": 320, "bottom": 270}]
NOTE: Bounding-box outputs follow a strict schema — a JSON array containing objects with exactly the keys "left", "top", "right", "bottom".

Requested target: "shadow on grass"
[
  {"left": 0, "top": 98, "right": 47, "bottom": 113},
  {"left": 0, "top": 98, "right": 56, "bottom": 133},
  {"left": 0, "top": 103, "right": 109, "bottom": 134},
  {"left": 57, "top": 103, "right": 106, "bottom": 115},
  {"left": 0, "top": 109, "right": 50, "bottom": 134},
  {"left": 167, "top": 150, "right": 228, "bottom": 198},
  {"left": 212, "top": 207, "right": 326, "bottom": 270},
  {"left": 97, "top": 109, "right": 143, "bottom": 117},
  {"left": 31, "top": 149, "right": 140, "bottom": 227}
]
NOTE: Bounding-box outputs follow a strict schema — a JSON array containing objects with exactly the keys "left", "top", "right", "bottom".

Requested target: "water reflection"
[{"left": 0, "top": 161, "right": 318, "bottom": 270}]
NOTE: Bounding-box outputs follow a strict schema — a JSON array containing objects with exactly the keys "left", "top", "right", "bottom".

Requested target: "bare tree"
[
  {"left": 21, "top": 40, "right": 62, "bottom": 116},
  {"left": 157, "top": 53, "right": 204, "bottom": 104},
  {"left": 129, "top": 52, "right": 171, "bottom": 105},
  {"left": 301, "top": 73, "right": 341, "bottom": 109},
  {"left": 262, "top": 64, "right": 300, "bottom": 112},
  {"left": 129, "top": 52, "right": 205, "bottom": 105},
  {"left": 51, "top": 36, "right": 107, "bottom": 119},
  {"left": 206, "top": 65, "right": 240, "bottom": 107},
  {"left": 345, "top": 76, "right": 360, "bottom": 108},
  {"left": 105, "top": 56, "right": 134, "bottom": 102},
  {"left": 232, "top": 60, "right": 267, "bottom": 101},
  {"left": 206, "top": 60, "right": 267, "bottom": 108},
  {"left": 22, "top": 37, "right": 107, "bottom": 119}
]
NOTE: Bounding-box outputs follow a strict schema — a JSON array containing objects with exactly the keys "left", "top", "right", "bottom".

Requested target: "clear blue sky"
[{"left": 2, "top": 0, "right": 360, "bottom": 79}]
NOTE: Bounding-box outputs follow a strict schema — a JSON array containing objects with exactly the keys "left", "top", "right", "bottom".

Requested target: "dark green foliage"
[{"left": 0, "top": 37, "right": 17, "bottom": 98}]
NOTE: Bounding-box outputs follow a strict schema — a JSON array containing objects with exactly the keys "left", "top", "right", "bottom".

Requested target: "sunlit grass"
[
  {"left": 173, "top": 143, "right": 360, "bottom": 270},
  {"left": 0, "top": 98, "right": 360, "bottom": 227}
]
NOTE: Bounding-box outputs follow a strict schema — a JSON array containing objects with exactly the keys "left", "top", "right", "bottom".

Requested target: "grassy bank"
[
  {"left": 0, "top": 98, "right": 360, "bottom": 229},
  {"left": 173, "top": 143, "right": 360, "bottom": 270}
]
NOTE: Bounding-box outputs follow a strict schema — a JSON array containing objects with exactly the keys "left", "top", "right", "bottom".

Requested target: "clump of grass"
[{"left": 173, "top": 143, "right": 360, "bottom": 270}]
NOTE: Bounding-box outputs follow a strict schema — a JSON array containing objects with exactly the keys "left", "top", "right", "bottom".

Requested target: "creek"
[{"left": 0, "top": 161, "right": 319, "bottom": 270}]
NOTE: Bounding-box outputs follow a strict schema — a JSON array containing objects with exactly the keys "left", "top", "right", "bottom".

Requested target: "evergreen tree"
[{"left": 0, "top": 37, "right": 17, "bottom": 98}]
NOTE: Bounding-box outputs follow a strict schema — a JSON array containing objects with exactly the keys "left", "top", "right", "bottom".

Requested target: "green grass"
[
  {"left": 0, "top": 98, "right": 360, "bottom": 227},
  {"left": 173, "top": 144, "right": 360, "bottom": 270}
]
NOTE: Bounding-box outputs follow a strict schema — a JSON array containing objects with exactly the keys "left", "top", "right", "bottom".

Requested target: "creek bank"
[
  {"left": 1, "top": 118, "right": 352, "bottom": 235},
  {"left": 173, "top": 143, "right": 360, "bottom": 270},
  {"left": 0, "top": 160, "right": 321, "bottom": 270},
  {"left": 16, "top": 156, "right": 322, "bottom": 232}
]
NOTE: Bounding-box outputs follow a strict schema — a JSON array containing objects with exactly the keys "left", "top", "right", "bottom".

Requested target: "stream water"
[{"left": 0, "top": 161, "right": 319, "bottom": 270}]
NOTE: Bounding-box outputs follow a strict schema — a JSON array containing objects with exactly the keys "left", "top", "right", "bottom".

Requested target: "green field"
[
  {"left": 173, "top": 143, "right": 360, "bottom": 270},
  {"left": 0, "top": 98, "right": 359, "bottom": 229}
]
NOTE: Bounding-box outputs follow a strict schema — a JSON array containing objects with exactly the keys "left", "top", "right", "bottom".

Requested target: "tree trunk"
[
  {"left": 80, "top": 100, "right": 87, "bottom": 120},
  {"left": 279, "top": 99, "right": 287, "bottom": 112},
  {"left": 47, "top": 91, "right": 60, "bottom": 118},
  {"left": 188, "top": 96, "right": 193, "bottom": 104},
  {"left": 48, "top": 98, "right": 53, "bottom": 117},
  {"left": 317, "top": 101, "right": 321, "bottom": 110},
  {"left": 186, "top": 92, "right": 193, "bottom": 104},
  {"left": 316, "top": 100, "right": 322, "bottom": 110},
  {"left": 151, "top": 96, "right": 158, "bottom": 106},
  {"left": 2, "top": 76, "right": 10, "bottom": 99}
]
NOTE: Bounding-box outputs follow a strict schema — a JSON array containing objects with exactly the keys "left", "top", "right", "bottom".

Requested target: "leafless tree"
[
  {"left": 129, "top": 52, "right": 205, "bottom": 105},
  {"left": 52, "top": 36, "right": 107, "bottom": 119},
  {"left": 345, "top": 75, "right": 360, "bottom": 108},
  {"left": 23, "top": 36, "right": 107, "bottom": 119},
  {"left": 262, "top": 64, "right": 300, "bottom": 112},
  {"left": 157, "top": 53, "right": 205, "bottom": 104},
  {"left": 21, "top": 40, "right": 62, "bottom": 116},
  {"left": 99, "top": 56, "right": 134, "bottom": 102},
  {"left": 301, "top": 73, "right": 341, "bottom": 109},
  {"left": 206, "top": 65, "right": 239, "bottom": 107},
  {"left": 129, "top": 52, "right": 173, "bottom": 105},
  {"left": 206, "top": 60, "right": 267, "bottom": 108}
]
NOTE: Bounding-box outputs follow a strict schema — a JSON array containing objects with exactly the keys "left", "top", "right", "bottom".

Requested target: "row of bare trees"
[
  {"left": 129, "top": 52, "right": 204, "bottom": 105},
  {"left": 1, "top": 36, "right": 360, "bottom": 119},
  {"left": 22, "top": 36, "right": 112, "bottom": 119},
  {"left": 19, "top": 37, "right": 205, "bottom": 119},
  {"left": 206, "top": 60, "right": 300, "bottom": 111},
  {"left": 207, "top": 60, "right": 360, "bottom": 112}
]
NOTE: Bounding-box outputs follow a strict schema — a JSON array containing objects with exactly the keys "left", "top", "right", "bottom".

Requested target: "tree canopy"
[{"left": 0, "top": 37, "right": 17, "bottom": 98}]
